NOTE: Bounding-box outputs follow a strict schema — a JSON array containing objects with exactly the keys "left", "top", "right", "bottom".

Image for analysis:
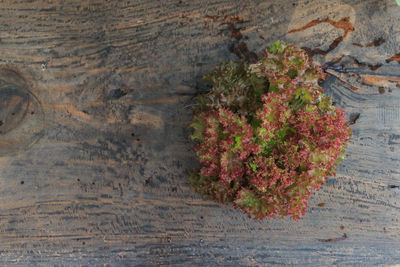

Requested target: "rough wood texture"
[{"left": 0, "top": 0, "right": 399, "bottom": 265}]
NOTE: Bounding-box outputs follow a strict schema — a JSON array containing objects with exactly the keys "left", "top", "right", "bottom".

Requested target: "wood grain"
[{"left": 0, "top": 0, "right": 399, "bottom": 265}]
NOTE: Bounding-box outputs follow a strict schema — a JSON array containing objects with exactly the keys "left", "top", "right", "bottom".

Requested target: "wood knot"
[{"left": 0, "top": 67, "right": 44, "bottom": 156}]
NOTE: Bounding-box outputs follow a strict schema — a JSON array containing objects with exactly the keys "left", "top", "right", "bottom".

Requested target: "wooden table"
[{"left": 0, "top": 0, "right": 399, "bottom": 265}]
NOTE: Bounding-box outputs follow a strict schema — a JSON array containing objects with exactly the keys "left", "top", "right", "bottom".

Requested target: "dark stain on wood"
[
  {"left": 349, "top": 85, "right": 359, "bottom": 91},
  {"left": 352, "top": 37, "right": 385, "bottom": 48},
  {"left": 353, "top": 58, "right": 382, "bottom": 71},
  {"left": 145, "top": 177, "right": 152, "bottom": 185},
  {"left": 340, "top": 225, "right": 345, "bottom": 230},
  {"left": 331, "top": 54, "right": 345, "bottom": 64},
  {"left": 386, "top": 52, "right": 400, "bottom": 64},
  {"left": 226, "top": 22, "right": 243, "bottom": 40},
  {"left": 288, "top": 17, "right": 354, "bottom": 56},
  {"left": 317, "top": 202, "right": 325, "bottom": 207},
  {"left": 118, "top": 183, "right": 123, "bottom": 196},
  {"left": 317, "top": 233, "right": 348, "bottom": 242},
  {"left": 204, "top": 15, "right": 220, "bottom": 22},
  {"left": 230, "top": 42, "right": 259, "bottom": 63},
  {"left": 207, "top": 14, "right": 258, "bottom": 63},
  {"left": 223, "top": 15, "right": 251, "bottom": 24},
  {"left": 108, "top": 88, "right": 127, "bottom": 100},
  {"left": 366, "top": 37, "right": 385, "bottom": 47},
  {"left": 352, "top": 42, "right": 364, "bottom": 47},
  {"left": 378, "top": 87, "right": 385, "bottom": 94},
  {"left": 349, "top": 113, "right": 360, "bottom": 125},
  {"left": 368, "top": 63, "right": 383, "bottom": 71},
  {"left": 179, "top": 13, "right": 189, "bottom": 25}
]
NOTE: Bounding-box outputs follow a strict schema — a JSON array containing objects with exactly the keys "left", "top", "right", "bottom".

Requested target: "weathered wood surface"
[{"left": 0, "top": 0, "right": 399, "bottom": 265}]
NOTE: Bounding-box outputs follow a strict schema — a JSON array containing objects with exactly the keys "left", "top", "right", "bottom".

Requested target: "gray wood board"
[{"left": 0, "top": 0, "right": 399, "bottom": 265}]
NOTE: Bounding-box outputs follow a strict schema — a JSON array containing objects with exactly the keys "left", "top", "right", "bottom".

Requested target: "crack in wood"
[{"left": 317, "top": 233, "right": 348, "bottom": 242}]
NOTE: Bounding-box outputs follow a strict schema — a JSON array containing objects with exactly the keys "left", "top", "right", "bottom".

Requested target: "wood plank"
[{"left": 0, "top": 0, "right": 399, "bottom": 265}]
